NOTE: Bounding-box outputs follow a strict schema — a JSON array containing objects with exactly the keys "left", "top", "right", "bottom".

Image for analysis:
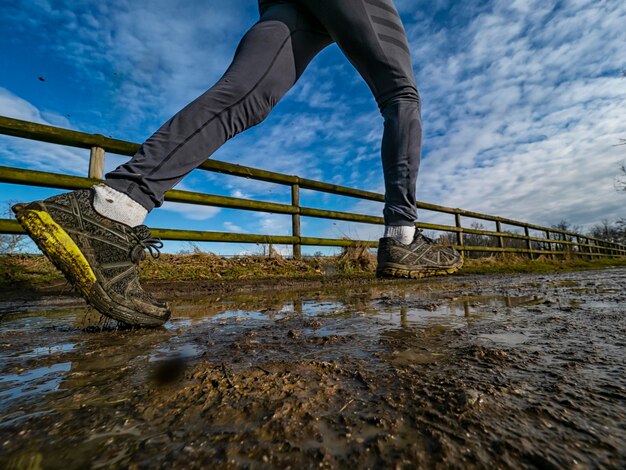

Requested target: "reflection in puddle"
[
  {"left": 0, "top": 362, "right": 72, "bottom": 410},
  {"left": 2, "top": 343, "right": 76, "bottom": 360},
  {"left": 0, "top": 288, "right": 544, "bottom": 422},
  {"left": 150, "top": 342, "right": 204, "bottom": 363}
]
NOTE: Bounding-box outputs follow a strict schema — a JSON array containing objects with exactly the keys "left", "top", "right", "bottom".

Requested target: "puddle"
[
  {"left": 0, "top": 362, "right": 72, "bottom": 410},
  {"left": 149, "top": 342, "right": 204, "bottom": 362},
  {"left": 0, "top": 292, "right": 554, "bottom": 403},
  {"left": 1, "top": 343, "right": 76, "bottom": 360},
  {"left": 1, "top": 269, "right": 625, "bottom": 468}
]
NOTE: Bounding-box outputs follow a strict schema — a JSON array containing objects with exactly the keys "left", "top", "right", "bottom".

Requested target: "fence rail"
[{"left": 1, "top": 115, "right": 625, "bottom": 259}]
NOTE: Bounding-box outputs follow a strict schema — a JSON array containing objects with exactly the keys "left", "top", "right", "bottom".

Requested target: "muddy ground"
[{"left": 1, "top": 268, "right": 625, "bottom": 469}]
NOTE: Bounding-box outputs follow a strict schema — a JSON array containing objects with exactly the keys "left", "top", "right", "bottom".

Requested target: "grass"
[
  {"left": 140, "top": 252, "right": 319, "bottom": 281},
  {"left": 0, "top": 253, "right": 64, "bottom": 286},
  {"left": 2, "top": 250, "right": 626, "bottom": 292},
  {"left": 459, "top": 254, "right": 626, "bottom": 275}
]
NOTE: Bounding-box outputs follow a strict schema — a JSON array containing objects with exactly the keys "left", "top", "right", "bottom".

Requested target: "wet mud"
[{"left": 1, "top": 268, "right": 625, "bottom": 469}]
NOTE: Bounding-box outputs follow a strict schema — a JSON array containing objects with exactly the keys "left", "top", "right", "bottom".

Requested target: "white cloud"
[
  {"left": 231, "top": 189, "right": 249, "bottom": 199},
  {"left": 0, "top": 88, "right": 45, "bottom": 123},
  {"left": 254, "top": 212, "right": 292, "bottom": 236},
  {"left": 0, "top": 87, "right": 71, "bottom": 128},
  {"left": 405, "top": 0, "right": 626, "bottom": 228},
  {"left": 160, "top": 201, "right": 220, "bottom": 221},
  {"left": 224, "top": 221, "right": 245, "bottom": 233},
  {"left": 0, "top": 88, "right": 88, "bottom": 175}
]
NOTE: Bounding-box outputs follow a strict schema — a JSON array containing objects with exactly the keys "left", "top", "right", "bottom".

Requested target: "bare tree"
[
  {"left": 616, "top": 219, "right": 626, "bottom": 241},
  {"left": 588, "top": 219, "right": 625, "bottom": 244},
  {"left": 550, "top": 219, "right": 583, "bottom": 253},
  {"left": 0, "top": 201, "right": 27, "bottom": 254}
]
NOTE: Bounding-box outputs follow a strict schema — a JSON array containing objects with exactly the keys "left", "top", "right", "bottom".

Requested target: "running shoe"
[
  {"left": 12, "top": 189, "right": 170, "bottom": 327},
  {"left": 376, "top": 230, "right": 463, "bottom": 278}
]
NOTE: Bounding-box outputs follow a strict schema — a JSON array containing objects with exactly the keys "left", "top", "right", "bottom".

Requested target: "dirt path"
[{"left": 1, "top": 268, "right": 625, "bottom": 469}]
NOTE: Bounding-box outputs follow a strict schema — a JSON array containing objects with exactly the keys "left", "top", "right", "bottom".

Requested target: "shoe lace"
[
  {"left": 130, "top": 226, "right": 163, "bottom": 262},
  {"left": 416, "top": 229, "right": 436, "bottom": 244}
]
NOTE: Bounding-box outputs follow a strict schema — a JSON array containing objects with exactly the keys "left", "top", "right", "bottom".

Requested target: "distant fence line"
[{"left": 1, "top": 115, "right": 625, "bottom": 259}]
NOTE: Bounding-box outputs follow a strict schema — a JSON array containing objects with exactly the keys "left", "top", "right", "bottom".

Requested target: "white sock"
[
  {"left": 384, "top": 225, "right": 415, "bottom": 245},
  {"left": 92, "top": 184, "right": 148, "bottom": 227}
]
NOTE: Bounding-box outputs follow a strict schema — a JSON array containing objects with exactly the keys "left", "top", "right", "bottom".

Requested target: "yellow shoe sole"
[{"left": 15, "top": 208, "right": 97, "bottom": 296}]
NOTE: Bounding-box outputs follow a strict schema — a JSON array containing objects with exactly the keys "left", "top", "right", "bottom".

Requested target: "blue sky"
[{"left": 1, "top": 0, "right": 625, "bottom": 255}]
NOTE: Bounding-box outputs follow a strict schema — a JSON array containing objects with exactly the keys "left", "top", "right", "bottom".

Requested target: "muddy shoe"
[
  {"left": 12, "top": 189, "right": 171, "bottom": 327},
  {"left": 376, "top": 230, "right": 463, "bottom": 279}
]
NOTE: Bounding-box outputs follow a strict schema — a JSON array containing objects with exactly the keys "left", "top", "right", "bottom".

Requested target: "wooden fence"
[{"left": 1, "top": 116, "right": 625, "bottom": 259}]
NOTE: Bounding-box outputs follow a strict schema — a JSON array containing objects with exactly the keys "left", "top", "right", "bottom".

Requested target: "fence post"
[
  {"left": 291, "top": 183, "right": 301, "bottom": 260},
  {"left": 88, "top": 146, "right": 105, "bottom": 179},
  {"left": 590, "top": 239, "right": 597, "bottom": 258},
  {"left": 496, "top": 221, "right": 505, "bottom": 250},
  {"left": 545, "top": 231, "right": 554, "bottom": 259},
  {"left": 454, "top": 213, "right": 464, "bottom": 257},
  {"left": 524, "top": 226, "right": 533, "bottom": 259}
]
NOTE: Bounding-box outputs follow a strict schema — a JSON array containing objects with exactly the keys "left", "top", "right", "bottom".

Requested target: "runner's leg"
[
  {"left": 300, "top": 0, "right": 421, "bottom": 229},
  {"left": 105, "top": 2, "right": 332, "bottom": 212}
]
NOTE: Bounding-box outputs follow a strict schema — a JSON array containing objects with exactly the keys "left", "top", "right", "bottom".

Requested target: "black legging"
[{"left": 106, "top": 0, "right": 421, "bottom": 226}]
